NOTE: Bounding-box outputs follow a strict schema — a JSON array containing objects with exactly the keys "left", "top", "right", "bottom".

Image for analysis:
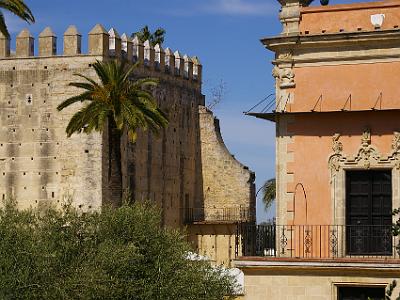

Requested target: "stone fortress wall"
[{"left": 0, "top": 24, "right": 255, "bottom": 264}]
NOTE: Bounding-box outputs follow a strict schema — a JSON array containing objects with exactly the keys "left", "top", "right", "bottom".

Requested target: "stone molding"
[
  {"left": 328, "top": 129, "right": 400, "bottom": 173},
  {"left": 263, "top": 30, "right": 400, "bottom": 67}
]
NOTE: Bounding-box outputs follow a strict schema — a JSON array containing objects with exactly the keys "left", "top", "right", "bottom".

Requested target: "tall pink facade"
[{"left": 235, "top": 1, "right": 400, "bottom": 299}]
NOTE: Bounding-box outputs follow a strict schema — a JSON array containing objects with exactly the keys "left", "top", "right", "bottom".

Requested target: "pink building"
[{"left": 235, "top": 1, "right": 400, "bottom": 299}]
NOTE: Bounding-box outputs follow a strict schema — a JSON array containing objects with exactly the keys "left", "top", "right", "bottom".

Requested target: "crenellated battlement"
[{"left": 0, "top": 24, "right": 202, "bottom": 85}]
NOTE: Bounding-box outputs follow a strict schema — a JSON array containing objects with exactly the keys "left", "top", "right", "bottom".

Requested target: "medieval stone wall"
[
  {"left": 122, "top": 71, "right": 205, "bottom": 227},
  {"left": 199, "top": 106, "right": 255, "bottom": 221},
  {"left": 0, "top": 54, "right": 104, "bottom": 210},
  {"left": 0, "top": 24, "right": 255, "bottom": 240}
]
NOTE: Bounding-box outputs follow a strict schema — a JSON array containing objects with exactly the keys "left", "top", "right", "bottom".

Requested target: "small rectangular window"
[{"left": 338, "top": 286, "right": 385, "bottom": 300}]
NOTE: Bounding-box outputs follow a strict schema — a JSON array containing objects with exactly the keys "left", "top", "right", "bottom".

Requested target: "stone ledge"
[{"left": 235, "top": 256, "right": 400, "bottom": 270}]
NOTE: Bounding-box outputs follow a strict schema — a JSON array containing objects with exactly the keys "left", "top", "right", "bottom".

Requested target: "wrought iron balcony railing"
[
  {"left": 236, "top": 224, "right": 398, "bottom": 259},
  {"left": 183, "top": 207, "right": 255, "bottom": 224}
]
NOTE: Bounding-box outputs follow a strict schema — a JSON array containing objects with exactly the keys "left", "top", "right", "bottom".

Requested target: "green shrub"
[{"left": 0, "top": 199, "right": 237, "bottom": 300}]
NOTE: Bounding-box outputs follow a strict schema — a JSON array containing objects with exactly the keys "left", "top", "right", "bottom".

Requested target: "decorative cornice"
[{"left": 261, "top": 29, "right": 400, "bottom": 64}]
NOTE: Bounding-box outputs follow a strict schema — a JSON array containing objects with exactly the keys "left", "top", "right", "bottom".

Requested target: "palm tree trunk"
[{"left": 107, "top": 117, "right": 122, "bottom": 207}]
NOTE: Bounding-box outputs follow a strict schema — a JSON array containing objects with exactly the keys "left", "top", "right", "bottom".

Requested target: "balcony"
[
  {"left": 183, "top": 207, "right": 255, "bottom": 224},
  {"left": 236, "top": 224, "right": 399, "bottom": 259}
]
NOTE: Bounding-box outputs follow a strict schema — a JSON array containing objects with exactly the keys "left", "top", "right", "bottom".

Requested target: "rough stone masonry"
[{"left": 0, "top": 24, "right": 255, "bottom": 237}]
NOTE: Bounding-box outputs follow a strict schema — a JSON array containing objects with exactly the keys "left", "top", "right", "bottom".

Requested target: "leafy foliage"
[
  {"left": 0, "top": 199, "right": 237, "bottom": 299},
  {"left": 0, "top": 0, "right": 34, "bottom": 38},
  {"left": 261, "top": 178, "right": 276, "bottom": 211},
  {"left": 132, "top": 25, "right": 166, "bottom": 47},
  {"left": 57, "top": 60, "right": 168, "bottom": 141}
]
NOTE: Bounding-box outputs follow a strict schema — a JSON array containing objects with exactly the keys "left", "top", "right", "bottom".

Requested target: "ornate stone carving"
[
  {"left": 332, "top": 133, "right": 343, "bottom": 154},
  {"left": 328, "top": 133, "right": 343, "bottom": 174},
  {"left": 272, "top": 66, "right": 295, "bottom": 89},
  {"left": 392, "top": 131, "right": 400, "bottom": 169},
  {"left": 278, "top": 52, "right": 293, "bottom": 62},
  {"left": 356, "top": 128, "right": 378, "bottom": 169},
  {"left": 272, "top": 66, "right": 280, "bottom": 79},
  {"left": 328, "top": 130, "right": 400, "bottom": 174},
  {"left": 392, "top": 131, "right": 400, "bottom": 153},
  {"left": 361, "top": 128, "right": 371, "bottom": 147}
]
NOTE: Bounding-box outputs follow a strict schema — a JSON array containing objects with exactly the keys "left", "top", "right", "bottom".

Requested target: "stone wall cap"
[
  {"left": 39, "top": 27, "right": 56, "bottom": 38},
  {"left": 164, "top": 47, "right": 173, "bottom": 55},
  {"left": 108, "top": 28, "right": 120, "bottom": 39},
  {"left": 154, "top": 43, "right": 163, "bottom": 52},
  {"left": 17, "top": 28, "right": 33, "bottom": 39},
  {"left": 121, "top": 33, "right": 129, "bottom": 41},
  {"left": 89, "top": 24, "right": 108, "bottom": 35},
  {"left": 131, "top": 35, "right": 142, "bottom": 45},
  {"left": 174, "top": 50, "right": 182, "bottom": 58},
  {"left": 192, "top": 56, "right": 201, "bottom": 65},
  {"left": 64, "top": 25, "right": 81, "bottom": 36},
  {"left": 143, "top": 39, "right": 152, "bottom": 48}
]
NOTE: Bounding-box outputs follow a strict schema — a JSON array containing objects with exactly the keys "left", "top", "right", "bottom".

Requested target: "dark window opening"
[
  {"left": 346, "top": 170, "right": 392, "bottom": 256},
  {"left": 338, "top": 286, "right": 385, "bottom": 300}
]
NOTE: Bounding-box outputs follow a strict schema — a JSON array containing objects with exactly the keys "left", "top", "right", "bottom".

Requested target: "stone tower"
[{"left": 0, "top": 24, "right": 255, "bottom": 266}]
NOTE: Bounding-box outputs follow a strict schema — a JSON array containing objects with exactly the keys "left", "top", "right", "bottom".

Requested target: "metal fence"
[
  {"left": 183, "top": 207, "right": 254, "bottom": 224},
  {"left": 236, "top": 224, "right": 398, "bottom": 259}
]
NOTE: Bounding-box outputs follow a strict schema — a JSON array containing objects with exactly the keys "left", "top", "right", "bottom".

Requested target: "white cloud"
[{"left": 200, "top": 0, "right": 278, "bottom": 16}]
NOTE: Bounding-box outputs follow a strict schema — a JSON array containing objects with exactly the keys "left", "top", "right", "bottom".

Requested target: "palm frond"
[
  {"left": 131, "top": 77, "right": 159, "bottom": 89},
  {"left": 69, "top": 82, "right": 96, "bottom": 91},
  {"left": 0, "top": 0, "right": 34, "bottom": 38},
  {"left": 131, "top": 25, "right": 166, "bottom": 46},
  {"left": 57, "top": 91, "right": 93, "bottom": 111},
  {"left": 262, "top": 178, "right": 276, "bottom": 211},
  {"left": 62, "top": 59, "right": 168, "bottom": 140},
  {"left": 65, "top": 101, "right": 110, "bottom": 137},
  {"left": 0, "top": 0, "right": 34, "bottom": 23},
  {"left": 0, "top": 10, "right": 8, "bottom": 38},
  {"left": 72, "top": 73, "right": 100, "bottom": 89}
]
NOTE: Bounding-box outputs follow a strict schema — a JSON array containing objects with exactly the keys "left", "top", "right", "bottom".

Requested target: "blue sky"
[{"left": 6, "top": 0, "right": 376, "bottom": 222}]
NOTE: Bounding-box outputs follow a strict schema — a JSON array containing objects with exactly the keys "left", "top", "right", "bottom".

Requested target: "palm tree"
[
  {"left": 0, "top": 0, "right": 35, "bottom": 38},
  {"left": 261, "top": 178, "right": 276, "bottom": 211},
  {"left": 57, "top": 60, "right": 168, "bottom": 206},
  {"left": 132, "top": 25, "right": 166, "bottom": 47}
]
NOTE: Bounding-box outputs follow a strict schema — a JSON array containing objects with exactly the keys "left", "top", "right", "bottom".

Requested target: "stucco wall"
[
  {"left": 292, "top": 62, "right": 400, "bottom": 113},
  {"left": 280, "top": 111, "right": 400, "bottom": 226},
  {"left": 300, "top": 1, "right": 400, "bottom": 34}
]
